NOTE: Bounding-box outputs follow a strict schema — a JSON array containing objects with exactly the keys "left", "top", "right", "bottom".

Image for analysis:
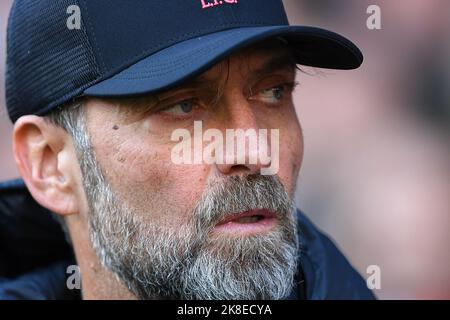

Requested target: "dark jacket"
[{"left": 0, "top": 178, "right": 375, "bottom": 300}]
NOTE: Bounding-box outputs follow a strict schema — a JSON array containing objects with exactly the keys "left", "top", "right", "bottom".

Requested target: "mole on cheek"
[{"left": 112, "top": 125, "right": 119, "bottom": 130}]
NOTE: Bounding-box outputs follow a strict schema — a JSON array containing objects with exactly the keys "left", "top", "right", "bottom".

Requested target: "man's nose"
[{"left": 214, "top": 97, "right": 271, "bottom": 176}]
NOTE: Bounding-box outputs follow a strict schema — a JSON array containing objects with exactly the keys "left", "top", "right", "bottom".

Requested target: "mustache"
[{"left": 190, "top": 174, "right": 293, "bottom": 233}]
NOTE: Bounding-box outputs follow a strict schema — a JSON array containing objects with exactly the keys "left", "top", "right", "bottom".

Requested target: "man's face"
[{"left": 75, "top": 41, "right": 304, "bottom": 299}]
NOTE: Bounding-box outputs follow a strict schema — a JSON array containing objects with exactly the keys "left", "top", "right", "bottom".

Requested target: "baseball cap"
[{"left": 5, "top": 0, "right": 363, "bottom": 123}]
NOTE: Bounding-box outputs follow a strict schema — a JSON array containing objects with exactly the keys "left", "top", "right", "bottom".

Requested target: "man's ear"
[{"left": 13, "top": 115, "right": 79, "bottom": 216}]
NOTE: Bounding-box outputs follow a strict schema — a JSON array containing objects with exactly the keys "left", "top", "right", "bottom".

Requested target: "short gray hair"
[{"left": 44, "top": 99, "right": 84, "bottom": 134}]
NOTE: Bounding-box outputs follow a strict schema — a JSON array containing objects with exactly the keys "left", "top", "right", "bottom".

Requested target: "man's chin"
[{"left": 179, "top": 233, "right": 298, "bottom": 299}]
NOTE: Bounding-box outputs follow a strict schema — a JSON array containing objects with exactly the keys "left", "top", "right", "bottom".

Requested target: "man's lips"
[
  {"left": 214, "top": 209, "right": 277, "bottom": 234},
  {"left": 216, "top": 209, "right": 276, "bottom": 225}
]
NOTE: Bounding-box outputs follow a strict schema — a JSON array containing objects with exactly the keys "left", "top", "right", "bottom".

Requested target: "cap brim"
[{"left": 84, "top": 26, "right": 363, "bottom": 97}]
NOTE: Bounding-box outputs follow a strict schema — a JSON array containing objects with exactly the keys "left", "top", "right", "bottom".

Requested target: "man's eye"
[
  {"left": 261, "top": 86, "right": 285, "bottom": 103},
  {"left": 254, "top": 83, "right": 297, "bottom": 105},
  {"left": 161, "top": 99, "right": 196, "bottom": 116}
]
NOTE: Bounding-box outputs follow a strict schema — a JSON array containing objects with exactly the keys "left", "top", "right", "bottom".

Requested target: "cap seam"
[
  {"left": 79, "top": 0, "right": 106, "bottom": 73},
  {"left": 113, "top": 31, "right": 241, "bottom": 79},
  {"left": 98, "top": 21, "right": 280, "bottom": 86}
]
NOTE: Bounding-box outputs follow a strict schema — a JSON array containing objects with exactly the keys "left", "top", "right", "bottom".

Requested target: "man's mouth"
[{"left": 213, "top": 209, "right": 277, "bottom": 234}]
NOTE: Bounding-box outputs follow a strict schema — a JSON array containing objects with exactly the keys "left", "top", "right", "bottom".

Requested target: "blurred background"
[{"left": 1, "top": 0, "right": 449, "bottom": 299}]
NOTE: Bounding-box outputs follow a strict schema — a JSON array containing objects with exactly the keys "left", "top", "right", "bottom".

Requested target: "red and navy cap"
[{"left": 5, "top": 0, "right": 363, "bottom": 123}]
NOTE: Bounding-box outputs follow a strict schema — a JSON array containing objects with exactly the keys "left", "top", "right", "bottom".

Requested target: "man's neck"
[{"left": 79, "top": 259, "right": 137, "bottom": 300}]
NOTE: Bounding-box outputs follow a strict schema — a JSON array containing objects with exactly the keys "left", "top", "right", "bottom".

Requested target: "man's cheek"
[
  {"left": 289, "top": 137, "right": 303, "bottom": 177},
  {"left": 277, "top": 133, "right": 302, "bottom": 196},
  {"left": 102, "top": 145, "right": 207, "bottom": 223}
]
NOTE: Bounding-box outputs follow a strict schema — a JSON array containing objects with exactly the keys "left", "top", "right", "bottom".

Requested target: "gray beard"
[{"left": 76, "top": 129, "right": 299, "bottom": 300}]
